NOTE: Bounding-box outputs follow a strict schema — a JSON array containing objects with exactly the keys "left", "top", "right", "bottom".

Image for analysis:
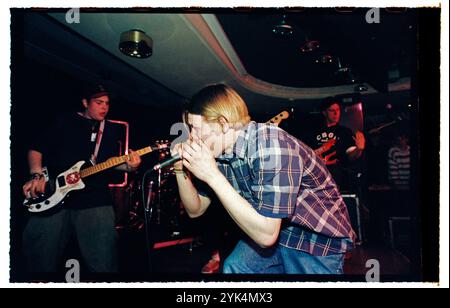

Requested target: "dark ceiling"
[
  {"left": 217, "top": 9, "right": 416, "bottom": 91},
  {"left": 17, "top": 8, "right": 418, "bottom": 114}
]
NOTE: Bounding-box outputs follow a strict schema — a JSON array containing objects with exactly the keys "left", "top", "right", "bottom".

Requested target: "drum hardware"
[
  {"left": 119, "top": 138, "right": 187, "bottom": 272},
  {"left": 156, "top": 168, "right": 162, "bottom": 225},
  {"left": 143, "top": 178, "right": 155, "bottom": 272}
]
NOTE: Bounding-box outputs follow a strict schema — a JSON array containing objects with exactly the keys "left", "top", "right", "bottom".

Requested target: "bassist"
[{"left": 21, "top": 84, "right": 141, "bottom": 274}]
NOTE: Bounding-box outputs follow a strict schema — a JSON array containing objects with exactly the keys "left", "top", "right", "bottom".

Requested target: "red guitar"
[{"left": 314, "top": 138, "right": 337, "bottom": 165}]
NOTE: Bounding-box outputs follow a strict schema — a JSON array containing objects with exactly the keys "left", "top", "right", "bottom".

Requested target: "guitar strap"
[
  {"left": 77, "top": 112, "right": 106, "bottom": 165},
  {"left": 91, "top": 119, "right": 105, "bottom": 165}
]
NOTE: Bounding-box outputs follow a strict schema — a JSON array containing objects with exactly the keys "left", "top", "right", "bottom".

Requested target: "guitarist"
[
  {"left": 21, "top": 84, "right": 141, "bottom": 273},
  {"left": 310, "top": 97, "right": 365, "bottom": 191}
]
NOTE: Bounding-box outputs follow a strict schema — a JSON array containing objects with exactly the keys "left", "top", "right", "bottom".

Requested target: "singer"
[{"left": 172, "top": 84, "right": 356, "bottom": 274}]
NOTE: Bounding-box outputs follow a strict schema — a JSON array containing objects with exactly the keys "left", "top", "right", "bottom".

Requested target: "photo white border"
[{"left": 1, "top": 0, "right": 447, "bottom": 288}]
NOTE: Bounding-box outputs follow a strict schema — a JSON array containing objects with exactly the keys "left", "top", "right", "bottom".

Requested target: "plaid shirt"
[{"left": 216, "top": 122, "right": 356, "bottom": 256}]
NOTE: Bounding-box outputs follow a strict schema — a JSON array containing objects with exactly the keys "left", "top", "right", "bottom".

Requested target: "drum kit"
[{"left": 126, "top": 140, "right": 183, "bottom": 235}]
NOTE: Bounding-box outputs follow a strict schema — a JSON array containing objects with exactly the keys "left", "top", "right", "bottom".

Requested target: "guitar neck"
[
  {"left": 80, "top": 146, "right": 153, "bottom": 178},
  {"left": 266, "top": 111, "right": 289, "bottom": 125}
]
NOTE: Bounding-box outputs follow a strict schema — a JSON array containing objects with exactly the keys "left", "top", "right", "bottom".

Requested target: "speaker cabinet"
[{"left": 342, "top": 194, "right": 363, "bottom": 244}]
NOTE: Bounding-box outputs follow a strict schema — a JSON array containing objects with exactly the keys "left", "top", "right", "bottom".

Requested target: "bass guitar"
[
  {"left": 24, "top": 143, "right": 168, "bottom": 213},
  {"left": 266, "top": 110, "right": 289, "bottom": 125}
]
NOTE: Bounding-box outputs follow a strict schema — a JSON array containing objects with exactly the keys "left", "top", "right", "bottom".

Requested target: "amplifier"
[{"left": 342, "top": 194, "right": 363, "bottom": 244}]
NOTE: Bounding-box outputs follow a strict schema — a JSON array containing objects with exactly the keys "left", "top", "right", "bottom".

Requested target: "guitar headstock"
[{"left": 266, "top": 111, "right": 289, "bottom": 126}]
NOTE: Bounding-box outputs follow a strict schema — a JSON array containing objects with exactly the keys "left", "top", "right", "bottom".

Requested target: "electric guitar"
[
  {"left": 24, "top": 143, "right": 169, "bottom": 213},
  {"left": 314, "top": 138, "right": 337, "bottom": 165},
  {"left": 266, "top": 111, "right": 289, "bottom": 125}
]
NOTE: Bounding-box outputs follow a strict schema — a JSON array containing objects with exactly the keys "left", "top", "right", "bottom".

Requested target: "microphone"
[{"left": 153, "top": 154, "right": 181, "bottom": 170}]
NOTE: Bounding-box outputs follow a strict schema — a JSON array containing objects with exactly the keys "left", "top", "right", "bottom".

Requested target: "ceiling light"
[
  {"left": 336, "top": 68, "right": 356, "bottom": 83},
  {"left": 354, "top": 84, "right": 368, "bottom": 92},
  {"left": 335, "top": 57, "right": 357, "bottom": 83},
  {"left": 272, "top": 15, "right": 294, "bottom": 36},
  {"left": 315, "top": 54, "right": 334, "bottom": 64},
  {"left": 119, "top": 29, "right": 153, "bottom": 58},
  {"left": 300, "top": 40, "right": 320, "bottom": 53}
]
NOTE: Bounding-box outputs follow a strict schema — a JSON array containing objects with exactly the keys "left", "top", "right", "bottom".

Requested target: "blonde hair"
[{"left": 186, "top": 84, "right": 251, "bottom": 127}]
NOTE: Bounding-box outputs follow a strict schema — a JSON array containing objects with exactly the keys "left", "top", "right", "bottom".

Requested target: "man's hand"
[
  {"left": 125, "top": 149, "right": 141, "bottom": 171},
  {"left": 348, "top": 131, "right": 365, "bottom": 161},
  {"left": 171, "top": 142, "right": 184, "bottom": 170},
  {"left": 23, "top": 176, "right": 46, "bottom": 199},
  {"left": 181, "top": 136, "right": 221, "bottom": 184},
  {"left": 353, "top": 131, "right": 366, "bottom": 151}
]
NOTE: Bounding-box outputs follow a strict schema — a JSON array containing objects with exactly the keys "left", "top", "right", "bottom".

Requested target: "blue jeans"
[{"left": 223, "top": 238, "right": 345, "bottom": 274}]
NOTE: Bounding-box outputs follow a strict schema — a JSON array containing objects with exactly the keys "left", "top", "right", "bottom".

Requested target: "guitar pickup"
[{"left": 57, "top": 175, "right": 66, "bottom": 188}]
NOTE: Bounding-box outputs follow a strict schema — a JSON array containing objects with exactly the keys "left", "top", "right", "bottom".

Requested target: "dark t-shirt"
[
  {"left": 30, "top": 113, "right": 122, "bottom": 208},
  {"left": 309, "top": 124, "right": 355, "bottom": 189}
]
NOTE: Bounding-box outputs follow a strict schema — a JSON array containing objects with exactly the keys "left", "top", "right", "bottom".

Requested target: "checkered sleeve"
[{"left": 248, "top": 126, "right": 302, "bottom": 218}]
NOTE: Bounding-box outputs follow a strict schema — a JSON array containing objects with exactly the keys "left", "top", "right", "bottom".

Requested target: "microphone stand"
[
  {"left": 140, "top": 154, "right": 179, "bottom": 273},
  {"left": 157, "top": 168, "right": 162, "bottom": 225},
  {"left": 141, "top": 169, "right": 156, "bottom": 273}
]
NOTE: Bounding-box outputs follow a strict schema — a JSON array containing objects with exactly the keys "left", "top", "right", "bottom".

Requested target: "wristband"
[
  {"left": 30, "top": 172, "right": 43, "bottom": 181},
  {"left": 174, "top": 168, "right": 188, "bottom": 178}
]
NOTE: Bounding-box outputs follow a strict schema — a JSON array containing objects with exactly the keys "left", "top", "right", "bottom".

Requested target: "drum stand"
[
  {"left": 156, "top": 168, "right": 162, "bottom": 225},
  {"left": 141, "top": 168, "right": 169, "bottom": 272},
  {"left": 143, "top": 179, "right": 155, "bottom": 272}
]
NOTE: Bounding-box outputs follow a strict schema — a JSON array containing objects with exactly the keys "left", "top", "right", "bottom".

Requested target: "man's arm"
[
  {"left": 28, "top": 150, "right": 43, "bottom": 174},
  {"left": 23, "top": 150, "right": 46, "bottom": 198},
  {"left": 171, "top": 141, "right": 212, "bottom": 217},
  {"left": 180, "top": 139, "right": 285, "bottom": 248},
  {"left": 208, "top": 173, "right": 282, "bottom": 248},
  {"left": 174, "top": 168, "right": 211, "bottom": 218}
]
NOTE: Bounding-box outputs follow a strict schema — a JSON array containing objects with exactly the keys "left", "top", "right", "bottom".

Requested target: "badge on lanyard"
[{"left": 91, "top": 132, "right": 97, "bottom": 142}]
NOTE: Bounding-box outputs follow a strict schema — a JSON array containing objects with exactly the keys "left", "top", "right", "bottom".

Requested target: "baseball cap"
[
  {"left": 319, "top": 96, "right": 340, "bottom": 111},
  {"left": 82, "top": 83, "right": 111, "bottom": 100}
]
